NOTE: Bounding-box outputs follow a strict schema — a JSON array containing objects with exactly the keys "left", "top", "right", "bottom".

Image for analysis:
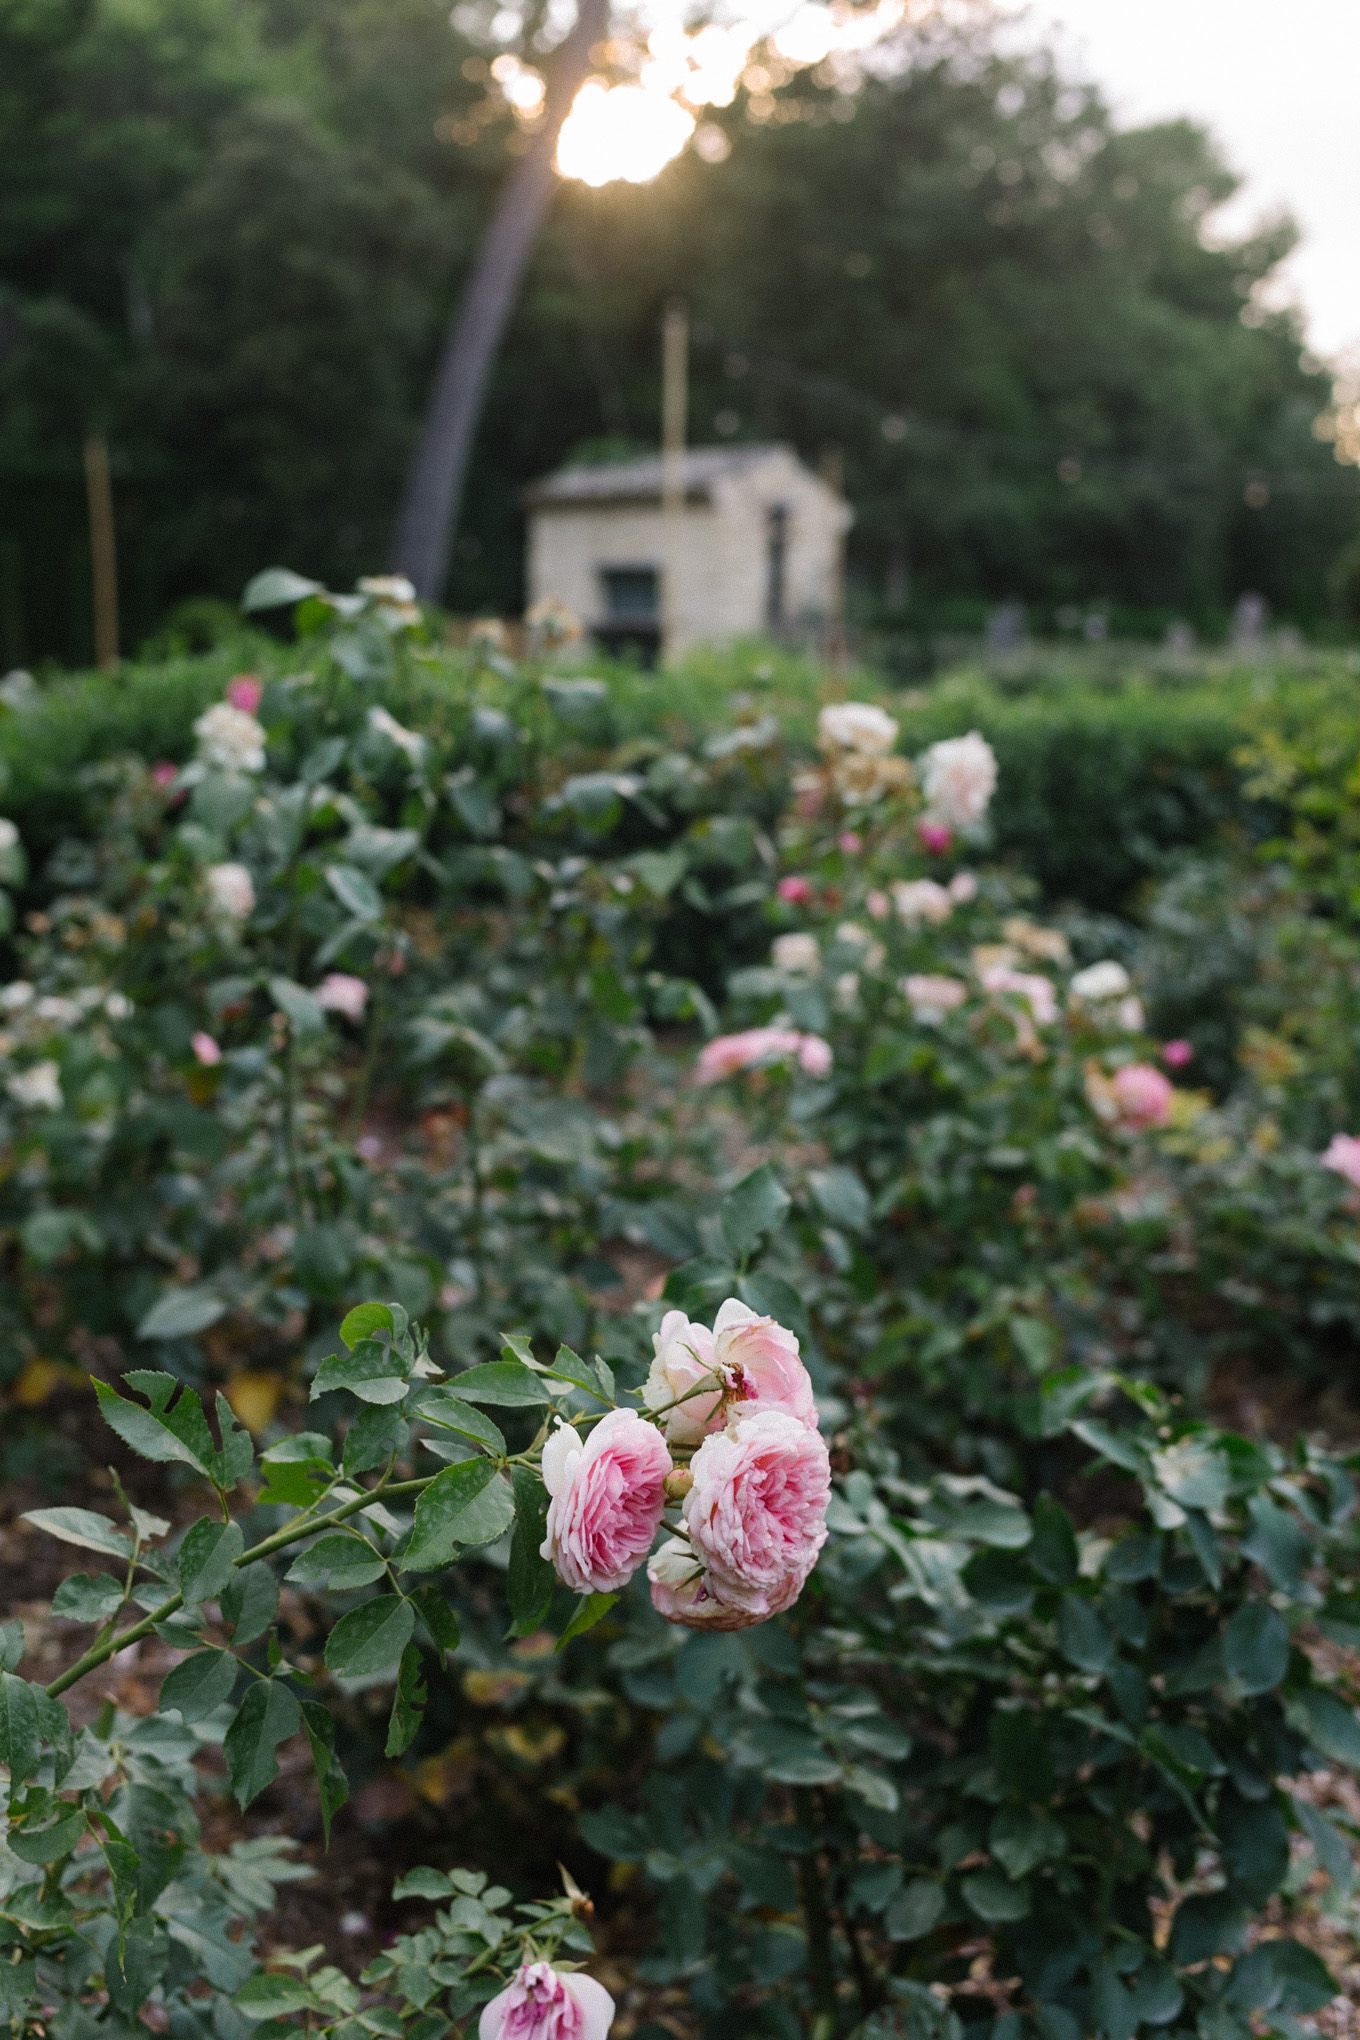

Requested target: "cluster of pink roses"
[{"left": 538, "top": 1300, "right": 830, "bottom": 1633}]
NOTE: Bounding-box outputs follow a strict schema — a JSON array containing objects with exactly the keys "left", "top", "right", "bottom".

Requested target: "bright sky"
[{"left": 1035, "top": 0, "right": 1360, "bottom": 363}]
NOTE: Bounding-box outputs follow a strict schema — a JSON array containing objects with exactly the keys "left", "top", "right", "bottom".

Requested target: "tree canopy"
[{"left": 0, "top": 0, "right": 1354, "bottom": 660}]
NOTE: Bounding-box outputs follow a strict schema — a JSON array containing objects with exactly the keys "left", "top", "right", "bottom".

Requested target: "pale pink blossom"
[
  {"left": 205, "top": 862, "right": 256, "bottom": 920},
  {"left": 892, "top": 878, "right": 952, "bottom": 927},
  {"left": 1162, "top": 1040, "right": 1194, "bottom": 1069},
  {"left": 643, "top": 1311, "right": 722, "bottom": 1445},
  {"left": 712, "top": 1298, "right": 818, "bottom": 1430},
  {"left": 948, "top": 872, "right": 978, "bottom": 904},
  {"left": 838, "top": 830, "right": 862, "bottom": 854},
  {"left": 1110, "top": 1062, "right": 1174, "bottom": 1130},
  {"left": 903, "top": 973, "right": 968, "bottom": 1024},
  {"left": 777, "top": 876, "right": 812, "bottom": 905},
  {"left": 917, "top": 819, "right": 952, "bottom": 855},
  {"left": 682, "top": 1409, "right": 831, "bottom": 1621},
  {"left": 866, "top": 889, "right": 890, "bottom": 920},
  {"left": 1321, "top": 1133, "right": 1360, "bottom": 1193},
  {"left": 479, "top": 1960, "right": 614, "bottom": 2040},
  {"left": 771, "top": 933, "right": 819, "bottom": 976},
  {"left": 191, "top": 1032, "right": 222, "bottom": 1067},
  {"left": 540, "top": 1409, "right": 671, "bottom": 1596},
  {"left": 648, "top": 1537, "right": 763, "bottom": 1630},
  {"left": 818, "top": 702, "right": 898, "bottom": 757},
  {"left": 980, "top": 964, "right": 1058, "bottom": 1027},
  {"left": 695, "top": 1028, "right": 832, "bottom": 1084},
  {"left": 919, "top": 731, "right": 997, "bottom": 831},
  {"left": 315, "top": 973, "right": 369, "bottom": 1021},
  {"left": 225, "top": 674, "right": 264, "bottom": 714}
]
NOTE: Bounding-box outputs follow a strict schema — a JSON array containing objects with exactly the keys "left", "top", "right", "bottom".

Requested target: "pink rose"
[
  {"left": 838, "top": 831, "right": 862, "bottom": 854},
  {"left": 917, "top": 819, "right": 952, "bottom": 855},
  {"left": 191, "top": 1032, "right": 222, "bottom": 1067},
  {"left": 225, "top": 674, "right": 264, "bottom": 714},
  {"left": 777, "top": 876, "right": 812, "bottom": 905},
  {"left": 866, "top": 889, "right": 890, "bottom": 920},
  {"left": 695, "top": 1028, "right": 831, "bottom": 1084},
  {"left": 711, "top": 1297, "right": 819, "bottom": 1430},
  {"left": 540, "top": 1409, "right": 671, "bottom": 1595},
  {"left": 151, "top": 761, "right": 177, "bottom": 789},
  {"left": 980, "top": 964, "right": 1058, "bottom": 1027},
  {"left": 316, "top": 973, "right": 369, "bottom": 1021},
  {"left": 648, "top": 1537, "right": 764, "bottom": 1630},
  {"left": 1110, "top": 1062, "right": 1174, "bottom": 1130},
  {"left": 682, "top": 1409, "right": 830, "bottom": 1620},
  {"left": 1162, "top": 1039, "right": 1194, "bottom": 1068},
  {"left": 948, "top": 871, "right": 978, "bottom": 904},
  {"left": 1321, "top": 1133, "right": 1360, "bottom": 1193},
  {"left": 479, "top": 1961, "right": 614, "bottom": 2040},
  {"left": 643, "top": 1311, "right": 721, "bottom": 1445}
]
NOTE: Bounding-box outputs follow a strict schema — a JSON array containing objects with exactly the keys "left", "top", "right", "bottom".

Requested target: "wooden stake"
[
  {"left": 661, "top": 300, "right": 688, "bottom": 665},
  {"left": 83, "top": 435, "right": 119, "bottom": 672}
]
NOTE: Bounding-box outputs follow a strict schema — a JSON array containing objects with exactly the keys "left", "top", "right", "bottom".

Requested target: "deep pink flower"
[
  {"left": 839, "top": 831, "right": 862, "bottom": 854},
  {"left": 191, "top": 1032, "right": 222, "bottom": 1067},
  {"left": 681, "top": 1408, "right": 831, "bottom": 1620},
  {"left": 1110, "top": 1062, "right": 1174, "bottom": 1130},
  {"left": 225, "top": 674, "right": 264, "bottom": 714},
  {"left": 1321, "top": 1133, "right": 1360, "bottom": 1193},
  {"left": 917, "top": 819, "right": 952, "bottom": 855},
  {"left": 1162, "top": 1040, "right": 1194, "bottom": 1068},
  {"left": 478, "top": 1961, "right": 614, "bottom": 2040},
  {"left": 151, "top": 762, "right": 177, "bottom": 789},
  {"left": 540, "top": 1409, "right": 671, "bottom": 1595},
  {"left": 711, "top": 1298, "right": 818, "bottom": 1430},
  {"left": 777, "top": 876, "right": 813, "bottom": 905},
  {"left": 315, "top": 973, "right": 369, "bottom": 1021}
]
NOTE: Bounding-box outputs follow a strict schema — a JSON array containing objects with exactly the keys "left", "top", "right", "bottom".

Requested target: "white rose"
[
  {"left": 817, "top": 702, "right": 899, "bottom": 757},
  {"left": 771, "top": 933, "right": 820, "bottom": 976},
  {"left": 902, "top": 974, "right": 968, "bottom": 1024},
  {"left": 920, "top": 731, "right": 997, "bottom": 830},
  {"left": 1070, "top": 961, "right": 1131, "bottom": 1002},
  {"left": 892, "top": 879, "right": 953, "bottom": 927},
  {"left": 193, "top": 701, "right": 267, "bottom": 775},
  {"left": 206, "top": 862, "right": 256, "bottom": 919},
  {"left": 8, "top": 1061, "right": 62, "bottom": 1110}
]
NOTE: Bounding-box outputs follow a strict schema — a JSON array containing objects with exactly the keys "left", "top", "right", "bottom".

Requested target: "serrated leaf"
[
  {"left": 413, "top": 1585, "right": 461, "bottom": 1659},
  {"left": 386, "top": 1642, "right": 427, "bottom": 1758},
  {"left": 312, "top": 1339, "right": 410, "bottom": 1406},
  {"left": 51, "top": 1573, "right": 126, "bottom": 1624},
  {"left": 224, "top": 1680, "right": 302, "bottom": 1809},
  {"left": 415, "top": 1389, "right": 506, "bottom": 1455},
  {"left": 234, "top": 1973, "right": 319, "bottom": 2019},
  {"left": 404, "top": 1459, "right": 497, "bottom": 1573},
  {"left": 161, "top": 1648, "right": 238, "bottom": 1723},
  {"left": 324, "top": 1595, "right": 415, "bottom": 1678},
  {"left": 178, "top": 1518, "right": 245, "bottom": 1605},
  {"left": 721, "top": 1163, "right": 791, "bottom": 1261},
  {"left": 94, "top": 1374, "right": 216, "bottom": 1476},
  {"left": 447, "top": 1361, "right": 549, "bottom": 1408},
  {"left": 286, "top": 1533, "right": 388, "bottom": 1591},
  {"left": 0, "top": 1675, "right": 44, "bottom": 1788},
  {"left": 299, "top": 1699, "right": 349, "bottom": 1845},
  {"left": 7, "top": 1807, "right": 86, "bottom": 1865},
  {"left": 340, "top": 1301, "right": 395, "bottom": 1348},
  {"left": 220, "top": 1563, "right": 279, "bottom": 1648}
]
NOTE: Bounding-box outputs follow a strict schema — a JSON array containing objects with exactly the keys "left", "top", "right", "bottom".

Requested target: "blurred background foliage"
[{"left": 2, "top": 0, "right": 1358, "bottom": 662}]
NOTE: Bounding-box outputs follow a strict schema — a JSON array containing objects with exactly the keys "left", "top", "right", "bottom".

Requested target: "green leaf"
[
  {"left": 257, "top": 1432, "right": 334, "bottom": 1506},
  {"left": 556, "top": 1592, "right": 620, "bottom": 1651},
  {"left": 107, "top": 1917, "right": 169, "bottom": 2018},
  {"left": 0, "top": 1674, "right": 44, "bottom": 1787},
  {"left": 1293, "top": 1687, "right": 1360, "bottom": 1767},
  {"left": 312, "top": 1338, "right": 410, "bottom": 1406},
  {"left": 1224, "top": 1601, "right": 1290, "bottom": 1694},
  {"left": 1168, "top": 1891, "right": 1249, "bottom": 1965},
  {"left": 241, "top": 565, "right": 324, "bottom": 612},
  {"left": 1126, "top": 1959, "right": 1182, "bottom": 2026},
  {"left": 287, "top": 1534, "right": 387, "bottom": 1592},
  {"left": 269, "top": 975, "right": 325, "bottom": 1036},
  {"left": 340, "top": 1302, "right": 396, "bottom": 1348},
  {"left": 1028, "top": 1495, "right": 1078, "bottom": 1586},
  {"left": 136, "top": 1285, "right": 228, "bottom": 1341},
  {"left": 342, "top": 1402, "right": 408, "bottom": 1475},
  {"left": 578, "top": 1806, "right": 649, "bottom": 1860},
  {"left": 324, "top": 1595, "right": 416, "bottom": 1678},
  {"left": 7, "top": 1807, "right": 86, "bottom": 1865},
  {"left": 234, "top": 1972, "right": 319, "bottom": 2019},
  {"left": 178, "top": 1518, "right": 245, "bottom": 1604},
  {"left": 1010, "top": 1315, "right": 1057, "bottom": 1377},
  {"left": 299, "top": 1699, "right": 349, "bottom": 1846},
  {"left": 507, "top": 1468, "right": 556, "bottom": 1636},
  {"left": 94, "top": 1374, "right": 216, "bottom": 1476},
  {"left": 448, "top": 1474, "right": 515, "bottom": 1548},
  {"left": 738, "top": 1269, "right": 812, "bottom": 1345},
  {"left": 0, "top": 1623, "right": 22, "bottom": 1673},
  {"left": 447, "top": 1361, "right": 549, "bottom": 1408},
  {"left": 1228, "top": 1941, "right": 1335, "bottom": 2016},
  {"left": 989, "top": 1807, "right": 1066, "bottom": 1880},
  {"left": 721, "top": 1163, "right": 791, "bottom": 1261},
  {"left": 405, "top": 1459, "right": 497, "bottom": 1572},
  {"left": 327, "top": 865, "right": 385, "bottom": 923},
  {"left": 807, "top": 1166, "right": 870, "bottom": 1233},
  {"left": 386, "top": 1642, "right": 428, "bottom": 1758},
  {"left": 51, "top": 1572, "right": 126, "bottom": 1624},
  {"left": 1151, "top": 1437, "right": 1229, "bottom": 1512},
  {"left": 1242, "top": 1494, "right": 1311, "bottom": 1591},
  {"left": 416, "top": 1389, "right": 506, "bottom": 1455},
  {"left": 961, "top": 1869, "right": 1030, "bottom": 1922},
  {"left": 1058, "top": 1595, "right": 1114, "bottom": 1673},
  {"left": 220, "top": 1563, "right": 279, "bottom": 1649},
  {"left": 161, "top": 1648, "right": 238, "bottom": 1724},
  {"left": 884, "top": 1878, "right": 946, "bottom": 1942},
  {"left": 224, "top": 1680, "right": 302, "bottom": 1809},
  {"left": 412, "top": 1586, "right": 461, "bottom": 1660},
  {"left": 22, "top": 1507, "right": 133, "bottom": 1560},
  {"left": 1293, "top": 1795, "right": 1354, "bottom": 1895}
]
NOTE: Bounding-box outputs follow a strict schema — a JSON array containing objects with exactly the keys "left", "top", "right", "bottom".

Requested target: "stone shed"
[{"left": 523, "top": 444, "right": 851, "bottom": 661}]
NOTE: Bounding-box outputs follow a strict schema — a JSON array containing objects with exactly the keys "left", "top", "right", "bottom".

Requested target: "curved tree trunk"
[{"left": 392, "top": 0, "right": 610, "bottom": 601}]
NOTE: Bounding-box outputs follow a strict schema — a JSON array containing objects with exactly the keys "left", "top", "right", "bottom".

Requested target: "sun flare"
[{"left": 555, "top": 80, "right": 696, "bottom": 186}]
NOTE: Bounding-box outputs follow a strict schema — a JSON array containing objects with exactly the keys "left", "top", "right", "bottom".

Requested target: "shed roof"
[{"left": 524, "top": 443, "right": 807, "bottom": 509}]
